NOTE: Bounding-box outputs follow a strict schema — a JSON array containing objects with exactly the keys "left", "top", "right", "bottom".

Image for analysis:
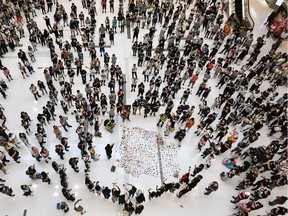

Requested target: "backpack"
[
  {"left": 169, "top": 126, "right": 175, "bottom": 132},
  {"left": 56, "top": 203, "right": 61, "bottom": 210},
  {"left": 161, "top": 114, "right": 167, "bottom": 122}
]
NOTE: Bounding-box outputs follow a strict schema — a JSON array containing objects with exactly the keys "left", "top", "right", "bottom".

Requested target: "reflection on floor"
[{"left": 0, "top": 0, "right": 286, "bottom": 216}]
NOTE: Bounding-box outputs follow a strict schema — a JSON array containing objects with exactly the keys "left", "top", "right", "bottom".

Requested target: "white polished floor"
[{"left": 0, "top": 0, "right": 287, "bottom": 216}]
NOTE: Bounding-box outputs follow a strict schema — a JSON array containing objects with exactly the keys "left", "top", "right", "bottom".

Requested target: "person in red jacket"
[
  {"left": 179, "top": 166, "right": 191, "bottom": 184},
  {"left": 230, "top": 191, "right": 250, "bottom": 203},
  {"left": 188, "top": 73, "right": 199, "bottom": 88}
]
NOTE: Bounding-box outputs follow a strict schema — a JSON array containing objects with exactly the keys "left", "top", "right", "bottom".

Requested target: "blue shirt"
[{"left": 112, "top": 19, "right": 117, "bottom": 27}]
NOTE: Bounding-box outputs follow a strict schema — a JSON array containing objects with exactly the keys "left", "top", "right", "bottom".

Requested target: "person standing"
[
  {"left": 132, "top": 26, "right": 140, "bottom": 42},
  {"left": 135, "top": 204, "right": 144, "bottom": 214},
  {"left": 20, "top": 184, "right": 33, "bottom": 196},
  {"left": 37, "top": 80, "right": 48, "bottom": 95},
  {"left": 2, "top": 67, "right": 13, "bottom": 82},
  {"left": 40, "top": 147, "right": 51, "bottom": 163},
  {"left": 138, "top": 51, "right": 144, "bottom": 66},
  {"left": 79, "top": 12, "right": 85, "bottom": 27},
  {"left": 0, "top": 87, "right": 7, "bottom": 99},
  {"left": 94, "top": 117, "right": 103, "bottom": 137},
  {"left": 88, "top": 146, "right": 100, "bottom": 161},
  {"left": 105, "top": 143, "right": 114, "bottom": 159},
  {"left": 137, "top": 82, "right": 145, "bottom": 96},
  {"left": 0, "top": 126, "right": 9, "bottom": 142},
  {"left": 8, "top": 146, "right": 21, "bottom": 163},
  {"left": 102, "top": 186, "right": 111, "bottom": 199},
  {"left": 109, "top": 0, "right": 114, "bottom": 12},
  {"left": 31, "top": 146, "right": 42, "bottom": 162},
  {"left": 99, "top": 24, "right": 106, "bottom": 39},
  {"left": 0, "top": 151, "right": 10, "bottom": 166},
  {"left": 204, "top": 181, "right": 219, "bottom": 195},
  {"left": 111, "top": 183, "right": 121, "bottom": 203},
  {"left": 28, "top": 46, "right": 36, "bottom": 62},
  {"left": 269, "top": 196, "right": 287, "bottom": 206},
  {"left": 19, "top": 133, "right": 30, "bottom": 146},
  {"left": 157, "top": 113, "right": 169, "bottom": 127},
  {"left": 35, "top": 133, "right": 46, "bottom": 148},
  {"left": 0, "top": 162, "right": 7, "bottom": 174},
  {"left": 74, "top": 199, "right": 86, "bottom": 214},
  {"left": 57, "top": 201, "right": 69, "bottom": 213},
  {"left": 131, "top": 64, "right": 138, "bottom": 79},
  {"left": 55, "top": 144, "right": 65, "bottom": 160},
  {"left": 185, "top": 117, "right": 195, "bottom": 131},
  {"left": 230, "top": 191, "right": 250, "bottom": 203},
  {"left": 18, "top": 50, "right": 28, "bottom": 63},
  {"left": 131, "top": 77, "right": 138, "bottom": 92},
  {"left": 111, "top": 54, "right": 117, "bottom": 66},
  {"left": 61, "top": 137, "right": 70, "bottom": 151},
  {"left": 111, "top": 16, "right": 117, "bottom": 33},
  {"left": 59, "top": 116, "right": 72, "bottom": 132},
  {"left": 29, "top": 84, "right": 41, "bottom": 101},
  {"left": 99, "top": 39, "right": 106, "bottom": 57},
  {"left": 215, "top": 126, "right": 229, "bottom": 142},
  {"left": 75, "top": 58, "right": 82, "bottom": 76},
  {"left": 53, "top": 125, "right": 62, "bottom": 140},
  {"left": 109, "top": 29, "right": 115, "bottom": 45},
  {"left": 123, "top": 200, "right": 135, "bottom": 215},
  {"left": 21, "top": 119, "right": 32, "bottom": 135},
  {"left": 180, "top": 88, "right": 191, "bottom": 104},
  {"left": 0, "top": 184, "right": 15, "bottom": 197},
  {"left": 39, "top": 0, "right": 46, "bottom": 14},
  {"left": 0, "top": 59, "right": 4, "bottom": 69},
  {"left": 18, "top": 62, "right": 29, "bottom": 79},
  {"left": 188, "top": 73, "right": 199, "bottom": 88},
  {"left": 44, "top": 16, "right": 52, "bottom": 30},
  {"left": 266, "top": 207, "right": 288, "bottom": 216}
]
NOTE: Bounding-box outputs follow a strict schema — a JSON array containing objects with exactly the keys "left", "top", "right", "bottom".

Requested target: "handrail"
[{"left": 246, "top": 0, "right": 255, "bottom": 30}]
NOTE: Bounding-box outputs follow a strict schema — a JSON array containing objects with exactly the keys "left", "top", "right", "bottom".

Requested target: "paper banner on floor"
[{"left": 118, "top": 127, "right": 179, "bottom": 178}]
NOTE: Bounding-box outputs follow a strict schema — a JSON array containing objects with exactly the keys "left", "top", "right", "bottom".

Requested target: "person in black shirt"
[
  {"left": 102, "top": 186, "right": 111, "bottom": 199},
  {"left": 204, "top": 181, "right": 219, "bottom": 195},
  {"left": 132, "top": 26, "right": 140, "bottom": 42},
  {"left": 44, "top": 16, "right": 52, "bottom": 30},
  {"left": 105, "top": 143, "right": 114, "bottom": 159},
  {"left": 267, "top": 206, "right": 287, "bottom": 216},
  {"left": 269, "top": 196, "right": 288, "bottom": 206},
  {"left": 111, "top": 184, "right": 121, "bottom": 203},
  {"left": 135, "top": 204, "right": 144, "bottom": 214}
]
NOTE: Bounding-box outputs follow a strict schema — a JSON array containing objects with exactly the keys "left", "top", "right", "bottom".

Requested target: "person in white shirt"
[
  {"left": 29, "top": 84, "right": 41, "bottom": 100},
  {"left": 131, "top": 64, "right": 138, "bottom": 78}
]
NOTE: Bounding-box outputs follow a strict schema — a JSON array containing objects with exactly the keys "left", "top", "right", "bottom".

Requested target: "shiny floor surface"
[{"left": 0, "top": 0, "right": 287, "bottom": 216}]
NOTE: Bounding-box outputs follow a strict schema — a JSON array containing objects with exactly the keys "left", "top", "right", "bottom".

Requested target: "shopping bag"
[{"left": 111, "top": 165, "right": 116, "bottom": 172}]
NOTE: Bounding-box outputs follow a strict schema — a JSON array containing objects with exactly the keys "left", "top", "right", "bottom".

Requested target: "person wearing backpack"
[
  {"left": 156, "top": 113, "right": 169, "bottom": 127},
  {"left": 57, "top": 201, "right": 69, "bottom": 213}
]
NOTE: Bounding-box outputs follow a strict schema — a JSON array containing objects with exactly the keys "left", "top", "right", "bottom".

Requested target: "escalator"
[
  {"left": 235, "top": 0, "right": 243, "bottom": 22},
  {"left": 233, "top": 0, "right": 254, "bottom": 32}
]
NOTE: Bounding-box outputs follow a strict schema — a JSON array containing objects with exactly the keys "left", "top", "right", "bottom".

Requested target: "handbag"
[{"left": 111, "top": 165, "right": 116, "bottom": 172}]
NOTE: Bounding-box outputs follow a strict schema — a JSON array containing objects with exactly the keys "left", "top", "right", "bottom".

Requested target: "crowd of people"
[
  {"left": 265, "top": 9, "right": 287, "bottom": 40},
  {"left": 0, "top": 0, "right": 287, "bottom": 215}
]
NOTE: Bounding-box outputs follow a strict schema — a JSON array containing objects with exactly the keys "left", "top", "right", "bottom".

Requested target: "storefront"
[{"left": 266, "top": 0, "right": 287, "bottom": 9}]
